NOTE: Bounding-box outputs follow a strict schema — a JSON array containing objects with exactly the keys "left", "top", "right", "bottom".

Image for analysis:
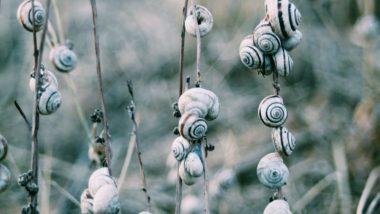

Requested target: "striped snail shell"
[
  {"left": 258, "top": 95, "right": 288, "bottom": 128},
  {"left": 239, "top": 34, "right": 254, "bottom": 51},
  {"left": 178, "top": 112, "right": 208, "bottom": 141},
  {"left": 283, "top": 30, "right": 302, "bottom": 51},
  {"left": 0, "top": 134, "right": 8, "bottom": 161},
  {"left": 38, "top": 86, "right": 62, "bottom": 115},
  {"left": 272, "top": 127, "right": 295, "bottom": 156},
  {"left": 185, "top": 5, "right": 213, "bottom": 37},
  {"left": 254, "top": 20, "right": 281, "bottom": 54},
  {"left": 265, "top": 0, "right": 301, "bottom": 39},
  {"left": 263, "top": 199, "right": 292, "bottom": 214},
  {"left": 17, "top": 0, "right": 45, "bottom": 32},
  {"left": 80, "top": 189, "right": 94, "bottom": 214},
  {"left": 88, "top": 167, "right": 116, "bottom": 197},
  {"left": 273, "top": 47, "right": 293, "bottom": 77},
  {"left": 0, "top": 164, "right": 11, "bottom": 193},
  {"left": 240, "top": 44, "right": 264, "bottom": 70},
  {"left": 257, "top": 152, "right": 289, "bottom": 189},
  {"left": 179, "top": 160, "right": 197, "bottom": 185},
  {"left": 49, "top": 45, "right": 77, "bottom": 72},
  {"left": 178, "top": 87, "right": 220, "bottom": 120},
  {"left": 184, "top": 151, "right": 204, "bottom": 177},
  {"left": 171, "top": 136, "right": 191, "bottom": 161},
  {"left": 93, "top": 184, "right": 120, "bottom": 214},
  {"left": 29, "top": 66, "right": 59, "bottom": 93}
]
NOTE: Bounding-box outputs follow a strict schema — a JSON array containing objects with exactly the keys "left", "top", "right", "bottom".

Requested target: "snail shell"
[
  {"left": 38, "top": 86, "right": 62, "bottom": 115},
  {"left": 240, "top": 44, "right": 264, "bottom": 70},
  {"left": 185, "top": 5, "right": 213, "bottom": 37},
  {"left": 179, "top": 160, "right": 196, "bottom": 185},
  {"left": 49, "top": 45, "right": 78, "bottom": 72},
  {"left": 29, "top": 67, "right": 59, "bottom": 93},
  {"left": 239, "top": 34, "right": 254, "bottom": 51},
  {"left": 178, "top": 87, "right": 220, "bottom": 120},
  {"left": 184, "top": 151, "right": 204, "bottom": 177},
  {"left": 257, "top": 54, "right": 275, "bottom": 76},
  {"left": 273, "top": 47, "right": 293, "bottom": 77},
  {"left": 257, "top": 152, "right": 289, "bottom": 189},
  {"left": 272, "top": 127, "right": 295, "bottom": 156},
  {"left": 138, "top": 212, "right": 152, "bottom": 214},
  {"left": 181, "top": 195, "right": 203, "bottom": 214},
  {"left": 0, "top": 134, "right": 8, "bottom": 161},
  {"left": 17, "top": 0, "right": 45, "bottom": 32},
  {"left": 88, "top": 167, "right": 117, "bottom": 197},
  {"left": 254, "top": 20, "right": 281, "bottom": 54},
  {"left": 93, "top": 184, "right": 120, "bottom": 214},
  {"left": 172, "top": 136, "right": 191, "bottom": 161},
  {"left": 0, "top": 164, "right": 11, "bottom": 193},
  {"left": 265, "top": 0, "right": 301, "bottom": 39},
  {"left": 263, "top": 199, "right": 292, "bottom": 214},
  {"left": 258, "top": 95, "right": 288, "bottom": 128},
  {"left": 283, "top": 30, "right": 302, "bottom": 51},
  {"left": 80, "top": 189, "right": 94, "bottom": 214},
  {"left": 178, "top": 112, "right": 208, "bottom": 141}
]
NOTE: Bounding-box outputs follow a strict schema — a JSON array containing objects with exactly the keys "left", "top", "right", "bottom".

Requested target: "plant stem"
[
  {"left": 357, "top": 167, "right": 380, "bottom": 214},
  {"left": 201, "top": 139, "right": 210, "bottom": 214},
  {"left": 51, "top": 0, "right": 64, "bottom": 43},
  {"left": 190, "top": 0, "right": 201, "bottom": 87},
  {"left": 179, "top": 0, "right": 189, "bottom": 96}
]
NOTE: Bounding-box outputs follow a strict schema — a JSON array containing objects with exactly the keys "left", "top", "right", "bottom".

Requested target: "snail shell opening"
[
  {"left": 257, "top": 152, "right": 289, "bottom": 189},
  {"left": 240, "top": 44, "right": 264, "bottom": 70},
  {"left": 258, "top": 95, "right": 288, "bottom": 128},
  {"left": 17, "top": 0, "right": 45, "bottom": 32},
  {"left": 38, "top": 87, "right": 62, "bottom": 115},
  {"left": 272, "top": 127, "right": 296, "bottom": 156},
  {"left": 263, "top": 199, "right": 292, "bottom": 214},
  {"left": 50, "top": 45, "right": 77, "bottom": 72},
  {"left": 254, "top": 20, "right": 281, "bottom": 54},
  {"left": 179, "top": 113, "right": 208, "bottom": 141},
  {"left": 185, "top": 5, "right": 213, "bottom": 37},
  {"left": 0, "top": 134, "right": 8, "bottom": 161}
]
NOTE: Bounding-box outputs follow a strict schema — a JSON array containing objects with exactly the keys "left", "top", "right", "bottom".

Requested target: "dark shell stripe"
[
  {"left": 277, "top": 1, "right": 289, "bottom": 38},
  {"left": 288, "top": 4, "right": 297, "bottom": 31},
  {"left": 244, "top": 46, "right": 262, "bottom": 68}
]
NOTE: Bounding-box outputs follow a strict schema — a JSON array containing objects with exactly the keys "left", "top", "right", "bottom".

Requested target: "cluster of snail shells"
[
  {"left": 80, "top": 167, "right": 120, "bottom": 214},
  {"left": 176, "top": 141, "right": 204, "bottom": 185},
  {"left": 17, "top": 0, "right": 45, "bottom": 32},
  {"left": 0, "top": 134, "right": 10, "bottom": 193},
  {"left": 49, "top": 44, "right": 78, "bottom": 73},
  {"left": 185, "top": 4, "right": 213, "bottom": 37}
]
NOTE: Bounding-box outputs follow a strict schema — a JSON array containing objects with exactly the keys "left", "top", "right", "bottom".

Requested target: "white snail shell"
[
  {"left": 283, "top": 30, "right": 302, "bottom": 51},
  {"left": 0, "top": 164, "right": 11, "bottom": 193},
  {"left": 272, "top": 127, "right": 295, "bottom": 156},
  {"left": 240, "top": 44, "right": 264, "bottom": 70},
  {"left": 181, "top": 195, "right": 203, "bottom": 214},
  {"left": 179, "top": 112, "right": 208, "bottom": 141},
  {"left": 239, "top": 34, "right": 254, "bottom": 51},
  {"left": 185, "top": 5, "right": 213, "bottom": 37},
  {"left": 184, "top": 151, "right": 204, "bottom": 177},
  {"left": 138, "top": 212, "right": 152, "bottom": 214},
  {"left": 0, "top": 134, "right": 8, "bottom": 161},
  {"left": 93, "top": 184, "right": 120, "bottom": 214},
  {"left": 80, "top": 189, "right": 94, "bottom": 214},
  {"left": 265, "top": 0, "right": 301, "bottom": 39},
  {"left": 254, "top": 20, "right": 281, "bottom": 54},
  {"left": 178, "top": 87, "right": 220, "bottom": 120},
  {"left": 29, "top": 67, "right": 59, "bottom": 93},
  {"left": 257, "top": 152, "right": 289, "bottom": 189},
  {"left": 179, "top": 160, "right": 197, "bottom": 185},
  {"left": 38, "top": 86, "right": 62, "bottom": 115},
  {"left": 263, "top": 199, "right": 292, "bottom": 214},
  {"left": 172, "top": 136, "right": 191, "bottom": 161},
  {"left": 49, "top": 45, "right": 77, "bottom": 72},
  {"left": 88, "top": 167, "right": 116, "bottom": 197},
  {"left": 258, "top": 95, "right": 288, "bottom": 128},
  {"left": 17, "top": 0, "right": 45, "bottom": 32},
  {"left": 273, "top": 47, "right": 293, "bottom": 77}
]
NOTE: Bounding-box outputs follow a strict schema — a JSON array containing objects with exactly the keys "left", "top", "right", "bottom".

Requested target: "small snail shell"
[
  {"left": 0, "top": 164, "right": 11, "bottom": 193},
  {"left": 179, "top": 112, "right": 208, "bottom": 141},
  {"left": 273, "top": 47, "right": 293, "bottom": 77},
  {"left": 240, "top": 44, "right": 264, "bottom": 70},
  {"left": 179, "top": 160, "right": 196, "bottom": 185},
  {"left": 254, "top": 20, "right": 281, "bottom": 54},
  {"left": 88, "top": 167, "right": 116, "bottom": 197},
  {"left": 257, "top": 152, "right": 289, "bottom": 189},
  {"left": 29, "top": 67, "right": 59, "bottom": 93},
  {"left": 172, "top": 136, "right": 191, "bottom": 161},
  {"left": 184, "top": 151, "right": 204, "bottom": 177},
  {"left": 283, "top": 30, "right": 302, "bottom": 51},
  {"left": 265, "top": 0, "right": 301, "bottom": 39},
  {"left": 17, "top": 0, "right": 45, "bottom": 32},
  {"left": 181, "top": 195, "right": 202, "bottom": 214},
  {"left": 49, "top": 45, "right": 77, "bottom": 72},
  {"left": 93, "top": 184, "right": 120, "bottom": 214},
  {"left": 38, "top": 86, "right": 62, "bottom": 115},
  {"left": 258, "top": 95, "right": 288, "bottom": 128},
  {"left": 0, "top": 134, "right": 8, "bottom": 161},
  {"left": 239, "top": 34, "right": 254, "bottom": 51},
  {"left": 80, "top": 189, "right": 94, "bottom": 214},
  {"left": 272, "top": 127, "right": 295, "bottom": 156},
  {"left": 185, "top": 5, "right": 213, "bottom": 37},
  {"left": 178, "top": 87, "right": 220, "bottom": 120},
  {"left": 263, "top": 199, "right": 292, "bottom": 214}
]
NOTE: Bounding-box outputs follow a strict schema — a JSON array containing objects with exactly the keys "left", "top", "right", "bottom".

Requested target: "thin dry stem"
[
  {"left": 357, "top": 167, "right": 380, "bottom": 214},
  {"left": 117, "top": 127, "right": 136, "bottom": 190},
  {"left": 190, "top": 0, "right": 201, "bottom": 86},
  {"left": 51, "top": 0, "right": 64, "bottom": 43},
  {"left": 47, "top": 21, "right": 58, "bottom": 47},
  {"left": 201, "top": 139, "right": 210, "bottom": 214},
  {"left": 50, "top": 180, "right": 81, "bottom": 207},
  {"left": 14, "top": 101, "right": 32, "bottom": 131}
]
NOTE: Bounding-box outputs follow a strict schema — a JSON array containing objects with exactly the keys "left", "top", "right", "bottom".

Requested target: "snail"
[
  {"left": 185, "top": 4, "right": 213, "bottom": 37},
  {"left": 239, "top": 34, "right": 254, "bottom": 51},
  {"left": 179, "top": 160, "right": 196, "bottom": 185},
  {"left": 178, "top": 87, "right": 220, "bottom": 120},
  {"left": 172, "top": 136, "right": 191, "bottom": 161},
  {"left": 184, "top": 151, "right": 204, "bottom": 177},
  {"left": 181, "top": 195, "right": 203, "bottom": 214},
  {"left": 17, "top": 0, "right": 45, "bottom": 32},
  {"left": 254, "top": 20, "right": 281, "bottom": 54},
  {"left": 272, "top": 127, "right": 295, "bottom": 156},
  {"left": 257, "top": 152, "right": 289, "bottom": 189},
  {"left": 88, "top": 167, "right": 116, "bottom": 197},
  {"left": 93, "top": 184, "right": 120, "bottom": 214},
  {"left": 0, "top": 164, "right": 11, "bottom": 193},
  {"left": 265, "top": 0, "right": 301, "bottom": 39},
  {"left": 0, "top": 134, "right": 8, "bottom": 161},
  {"left": 240, "top": 44, "right": 264, "bottom": 70},
  {"left": 80, "top": 189, "right": 94, "bottom": 214},
  {"left": 273, "top": 47, "right": 293, "bottom": 77},
  {"left": 258, "top": 95, "right": 288, "bottom": 128},
  {"left": 283, "top": 30, "right": 302, "bottom": 51},
  {"left": 49, "top": 45, "right": 78, "bottom": 72},
  {"left": 178, "top": 112, "right": 208, "bottom": 141},
  {"left": 38, "top": 86, "right": 62, "bottom": 115},
  {"left": 29, "top": 66, "right": 59, "bottom": 93},
  {"left": 263, "top": 199, "right": 292, "bottom": 214},
  {"left": 257, "top": 54, "right": 275, "bottom": 76}
]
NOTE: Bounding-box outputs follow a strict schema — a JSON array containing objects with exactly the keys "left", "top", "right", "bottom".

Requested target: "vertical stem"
[
  {"left": 201, "top": 139, "right": 210, "bottom": 214},
  {"left": 51, "top": 0, "right": 64, "bottom": 43},
  {"left": 179, "top": 0, "right": 189, "bottom": 97},
  {"left": 190, "top": 0, "right": 202, "bottom": 87}
]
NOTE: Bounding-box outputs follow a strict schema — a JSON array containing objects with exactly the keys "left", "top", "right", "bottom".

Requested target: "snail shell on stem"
[
  {"left": 92, "top": 184, "right": 120, "bottom": 214},
  {"left": 258, "top": 95, "right": 288, "bottom": 128},
  {"left": 240, "top": 44, "right": 264, "bottom": 70},
  {"left": 49, "top": 45, "right": 78, "bottom": 73},
  {"left": 17, "top": 0, "right": 45, "bottom": 32},
  {"left": 272, "top": 127, "right": 295, "bottom": 156},
  {"left": 178, "top": 112, "right": 208, "bottom": 141},
  {"left": 273, "top": 47, "right": 293, "bottom": 77},
  {"left": 0, "top": 164, "right": 11, "bottom": 193},
  {"left": 88, "top": 167, "right": 117, "bottom": 197},
  {"left": 283, "top": 30, "right": 302, "bottom": 51},
  {"left": 184, "top": 151, "right": 204, "bottom": 177},
  {"left": 257, "top": 152, "right": 289, "bottom": 189},
  {"left": 239, "top": 34, "right": 254, "bottom": 51},
  {"left": 38, "top": 86, "right": 62, "bottom": 115},
  {"left": 263, "top": 199, "right": 292, "bottom": 214},
  {"left": 29, "top": 66, "right": 59, "bottom": 93},
  {"left": 185, "top": 4, "right": 213, "bottom": 37},
  {"left": 0, "top": 134, "right": 8, "bottom": 161},
  {"left": 254, "top": 20, "right": 281, "bottom": 54},
  {"left": 257, "top": 54, "right": 274, "bottom": 76},
  {"left": 171, "top": 136, "right": 191, "bottom": 161},
  {"left": 179, "top": 160, "right": 197, "bottom": 185},
  {"left": 80, "top": 189, "right": 94, "bottom": 214}
]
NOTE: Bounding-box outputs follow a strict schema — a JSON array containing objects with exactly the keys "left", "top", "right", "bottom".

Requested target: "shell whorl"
[
  {"left": 240, "top": 44, "right": 264, "bottom": 70},
  {"left": 273, "top": 47, "right": 293, "bottom": 77},
  {"left": 179, "top": 113, "right": 208, "bottom": 141},
  {"left": 92, "top": 184, "right": 120, "bottom": 214},
  {"left": 171, "top": 136, "right": 191, "bottom": 161},
  {"left": 17, "top": 0, "right": 45, "bottom": 32},
  {"left": 263, "top": 199, "right": 292, "bottom": 214},
  {"left": 184, "top": 151, "right": 204, "bottom": 177},
  {"left": 0, "top": 164, "right": 11, "bottom": 193},
  {"left": 272, "top": 127, "right": 295, "bottom": 156},
  {"left": 254, "top": 20, "right": 281, "bottom": 54},
  {"left": 178, "top": 87, "right": 220, "bottom": 120},
  {"left": 185, "top": 4, "right": 213, "bottom": 37},
  {"left": 258, "top": 95, "right": 288, "bottom": 128},
  {"left": 0, "top": 134, "right": 8, "bottom": 161},
  {"left": 49, "top": 45, "right": 77, "bottom": 72},
  {"left": 257, "top": 152, "right": 289, "bottom": 189},
  {"left": 179, "top": 160, "right": 196, "bottom": 185},
  {"left": 88, "top": 167, "right": 116, "bottom": 197},
  {"left": 283, "top": 30, "right": 302, "bottom": 51},
  {"left": 38, "top": 86, "right": 62, "bottom": 115}
]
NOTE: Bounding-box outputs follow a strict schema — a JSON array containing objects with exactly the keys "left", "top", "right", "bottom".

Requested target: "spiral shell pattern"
[
  {"left": 258, "top": 95, "right": 288, "bottom": 128},
  {"left": 254, "top": 20, "right": 281, "bottom": 54},
  {"left": 272, "top": 127, "right": 295, "bottom": 156},
  {"left": 240, "top": 44, "right": 264, "bottom": 69},
  {"left": 0, "top": 134, "right": 8, "bottom": 161},
  {"left": 179, "top": 113, "right": 208, "bottom": 141},
  {"left": 184, "top": 151, "right": 204, "bottom": 177},
  {"left": 257, "top": 152, "right": 289, "bottom": 189},
  {"left": 93, "top": 184, "right": 120, "bottom": 214},
  {"left": 17, "top": 0, "right": 45, "bottom": 32},
  {"left": 283, "top": 30, "right": 302, "bottom": 51},
  {"left": 38, "top": 86, "right": 62, "bottom": 115},
  {"left": 185, "top": 5, "right": 213, "bottom": 37},
  {"left": 50, "top": 45, "right": 77, "bottom": 72},
  {"left": 179, "top": 160, "right": 196, "bottom": 185},
  {"left": 273, "top": 47, "right": 293, "bottom": 77},
  {"left": 171, "top": 136, "right": 191, "bottom": 161},
  {"left": 0, "top": 164, "right": 11, "bottom": 193},
  {"left": 263, "top": 199, "right": 292, "bottom": 214}
]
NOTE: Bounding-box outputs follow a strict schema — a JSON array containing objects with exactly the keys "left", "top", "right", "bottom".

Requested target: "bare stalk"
[
  {"left": 201, "top": 139, "right": 210, "bottom": 214},
  {"left": 51, "top": 0, "right": 64, "bottom": 43},
  {"left": 357, "top": 167, "right": 380, "bottom": 214},
  {"left": 14, "top": 101, "right": 32, "bottom": 131},
  {"left": 117, "top": 125, "right": 136, "bottom": 190},
  {"left": 190, "top": 0, "right": 201, "bottom": 86}
]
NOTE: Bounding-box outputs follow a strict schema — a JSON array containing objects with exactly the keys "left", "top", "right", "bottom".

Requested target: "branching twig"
[
  {"left": 190, "top": 0, "right": 202, "bottom": 87},
  {"left": 14, "top": 100, "right": 32, "bottom": 131}
]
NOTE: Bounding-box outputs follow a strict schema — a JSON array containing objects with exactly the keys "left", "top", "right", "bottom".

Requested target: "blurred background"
[{"left": 0, "top": 0, "right": 380, "bottom": 213}]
